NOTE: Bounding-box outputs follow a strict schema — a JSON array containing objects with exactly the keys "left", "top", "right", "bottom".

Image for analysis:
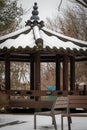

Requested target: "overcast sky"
[{"left": 18, "top": 0, "right": 73, "bottom": 26}]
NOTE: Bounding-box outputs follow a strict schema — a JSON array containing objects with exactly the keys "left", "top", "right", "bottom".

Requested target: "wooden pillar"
[
  {"left": 34, "top": 51, "right": 41, "bottom": 90},
  {"left": 56, "top": 55, "right": 61, "bottom": 90},
  {"left": 70, "top": 56, "right": 75, "bottom": 90},
  {"left": 30, "top": 54, "right": 34, "bottom": 90},
  {"left": 5, "top": 53, "right": 10, "bottom": 90},
  {"left": 63, "top": 55, "right": 68, "bottom": 90}
]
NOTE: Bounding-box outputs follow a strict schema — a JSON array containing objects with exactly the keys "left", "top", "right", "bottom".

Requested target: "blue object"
[
  {"left": 47, "top": 85, "right": 56, "bottom": 100},
  {"left": 47, "top": 85, "right": 56, "bottom": 91},
  {"left": 53, "top": 86, "right": 56, "bottom": 91},
  {"left": 47, "top": 85, "right": 52, "bottom": 90}
]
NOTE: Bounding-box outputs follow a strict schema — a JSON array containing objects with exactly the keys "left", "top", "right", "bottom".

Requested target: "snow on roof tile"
[
  {"left": 0, "top": 26, "right": 31, "bottom": 43},
  {"left": 40, "top": 30, "right": 86, "bottom": 50},
  {"left": 42, "top": 27, "right": 87, "bottom": 47},
  {"left": 0, "top": 29, "right": 35, "bottom": 49},
  {"left": 0, "top": 25, "right": 87, "bottom": 51}
]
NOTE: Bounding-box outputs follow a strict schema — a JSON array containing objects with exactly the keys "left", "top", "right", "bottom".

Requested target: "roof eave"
[
  {"left": 0, "top": 26, "right": 31, "bottom": 44},
  {"left": 42, "top": 27, "right": 87, "bottom": 47}
]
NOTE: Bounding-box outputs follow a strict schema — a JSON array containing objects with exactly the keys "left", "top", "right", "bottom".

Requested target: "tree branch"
[
  {"left": 58, "top": 0, "right": 63, "bottom": 11},
  {"left": 76, "top": 0, "right": 87, "bottom": 8}
]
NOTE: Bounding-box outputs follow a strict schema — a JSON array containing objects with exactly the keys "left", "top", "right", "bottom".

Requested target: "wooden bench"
[
  {"left": 61, "top": 95, "right": 87, "bottom": 130},
  {"left": 34, "top": 96, "right": 68, "bottom": 130}
]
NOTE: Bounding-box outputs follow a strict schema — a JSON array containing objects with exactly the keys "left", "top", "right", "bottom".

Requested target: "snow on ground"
[{"left": 0, "top": 114, "right": 87, "bottom": 130}]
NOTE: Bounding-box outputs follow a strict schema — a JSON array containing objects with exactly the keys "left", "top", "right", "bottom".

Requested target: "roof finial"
[
  {"left": 25, "top": 2, "right": 44, "bottom": 28},
  {"left": 30, "top": 2, "right": 39, "bottom": 22}
]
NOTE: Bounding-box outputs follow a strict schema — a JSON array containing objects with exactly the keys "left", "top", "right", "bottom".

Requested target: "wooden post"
[
  {"left": 56, "top": 55, "right": 61, "bottom": 90},
  {"left": 30, "top": 54, "right": 34, "bottom": 90},
  {"left": 34, "top": 51, "right": 41, "bottom": 90},
  {"left": 5, "top": 53, "right": 10, "bottom": 90},
  {"left": 70, "top": 56, "right": 75, "bottom": 90},
  {"left": 63, "top": 56, "right": 68, "bottom": 90}
]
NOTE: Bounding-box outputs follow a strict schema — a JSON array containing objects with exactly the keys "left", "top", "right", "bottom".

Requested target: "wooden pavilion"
[{"left": 0, "top": 3, "right": 87, "bottom": 94}]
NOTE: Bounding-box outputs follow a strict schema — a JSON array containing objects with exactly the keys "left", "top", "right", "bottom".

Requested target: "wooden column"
[
  {"left": 70, "top": 56, "right": 75, "bottom": 90},
  {"left": 56, "top": 55, "right": 61, "bottom": 90},
  {"left": 63, "top": 55, "right": 68, "bottom": 90},
  {"left": 34, "top": 51, "right": 41, "bottom": 90},
  {"left": 5, "top": 52, "right": 10, "bottom": 90},
  {"left": 30, "top": 54, "right": 34, "bottom": 90}
]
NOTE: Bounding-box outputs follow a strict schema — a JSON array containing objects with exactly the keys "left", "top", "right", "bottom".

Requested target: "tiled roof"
[
  {"left": 0, "top": 2, "right": 87, "bottom": 56},
  {"left": 0, "top": 25, "right": 87, "bottom": 53}
]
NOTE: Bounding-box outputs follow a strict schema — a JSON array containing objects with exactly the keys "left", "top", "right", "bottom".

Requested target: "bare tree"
[
  {"left": 0, "top": 62, "right": 5, "bottom": 90},
  {"left": 60, "top": 7, "right": 87, "bottom": 41},
  {"left": 75, "top": 62, "right": 87, "bottom": 83},
  {"left": 46, "top": 5, "right": 87, "bottom": 41},
  {"left": 58, "top": 0, "right": 87, "bottom": 11},
  {"left": 41, "top": 63, "right": 55, "bottom": 90},
  {"left": 10, "top": 62, "right": 30, "bottom": 90}
]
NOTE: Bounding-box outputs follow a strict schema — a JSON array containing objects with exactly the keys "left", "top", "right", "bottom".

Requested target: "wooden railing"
[
  {"left": 0, "top": 90, "right": 87, "bottom": 109},
  {"left": 6, "top": 90, "right": 80, "bottom": 96}
]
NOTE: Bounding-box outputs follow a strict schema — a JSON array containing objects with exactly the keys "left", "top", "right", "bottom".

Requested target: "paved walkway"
[{"left": 0, "top": 114, "right": 87, "bottom": 130}]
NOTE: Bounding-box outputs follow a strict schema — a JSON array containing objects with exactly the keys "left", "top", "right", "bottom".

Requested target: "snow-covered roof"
[
  {"left": 0, "top": 2, "right": 87, "bottom": 55},
  {"left": 0, "top": 29, "right": 35, "bottom": 49},
  {"left": 0, "top": 25, "right": 87, "bottom": 52}
]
